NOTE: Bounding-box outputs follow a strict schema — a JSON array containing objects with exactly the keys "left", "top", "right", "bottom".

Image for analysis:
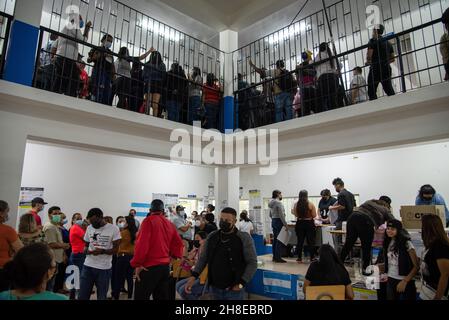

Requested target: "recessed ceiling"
[{"left": 149, "top": 0, "right": 304, "bottom": 31}]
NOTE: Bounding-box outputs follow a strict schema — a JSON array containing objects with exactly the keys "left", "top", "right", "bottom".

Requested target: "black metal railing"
[
  {"left": 234, "top": 15, "right": 448, "bottom": 130},
  {"left": 41, "top": 0, "right": 225, "bottom": 83},
  {"left": 0, "top": 11, "right": 12, "bottom": 78},
  {"left": 34, "top": 27, "right": 225, "bottom": 131}
]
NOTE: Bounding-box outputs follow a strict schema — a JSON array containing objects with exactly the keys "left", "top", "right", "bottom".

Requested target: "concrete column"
[
  {"left": 0, "top": 111, "right": 28, "bottom": 227},
  {"left": 214, "top": 166, "right": 240, "bottom": 215},
  {"left": 3, "top": 0, "right": 44, "bottom": 86},
  {"left": 219, "top": 30, "right": 238, "bottom": 132}
]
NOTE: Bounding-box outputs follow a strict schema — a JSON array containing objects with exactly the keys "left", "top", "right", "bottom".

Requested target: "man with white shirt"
[
  {"left": 52, "top": 13, "right": 92, "bottom": 97},
  {"left": 79, "top": 208, "right": 121, "bottom": 300}
]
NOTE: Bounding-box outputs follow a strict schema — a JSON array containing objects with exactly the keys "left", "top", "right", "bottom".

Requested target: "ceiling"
[{"left": 149, "top": 0, "right": 304, "bottom": 31}]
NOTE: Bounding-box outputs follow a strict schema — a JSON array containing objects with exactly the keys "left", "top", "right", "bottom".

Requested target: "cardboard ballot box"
[{"left": 400, "top": 205, "right": 446, "bottom": 230}]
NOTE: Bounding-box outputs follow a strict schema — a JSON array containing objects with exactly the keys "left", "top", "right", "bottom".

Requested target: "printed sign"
[{"left": 19, "top": 187, "right": 44, "bottom": 208}]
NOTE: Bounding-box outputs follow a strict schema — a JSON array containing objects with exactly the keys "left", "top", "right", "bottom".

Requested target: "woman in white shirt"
[
  {"left": 315, "top": 42, "right": 340, "bottom": 112},
  {"left": 237, "top": 211, "right": 254, "bottom": 235}
]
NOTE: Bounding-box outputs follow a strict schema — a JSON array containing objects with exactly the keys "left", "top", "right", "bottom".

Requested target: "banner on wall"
[
  {"left": 249, "top": 189, "right": 263, "bottom": 235},
  {"left": 19, "top": 187, "right": 44, "bottom": 208},
  {"left": 152, "top": 193, "right": 179, "bottom": 209}
]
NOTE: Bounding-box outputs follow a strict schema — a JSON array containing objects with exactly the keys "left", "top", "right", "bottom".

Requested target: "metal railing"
[
  {"left": 41, "top": 0, "right": 225, "bottom": 82},
  {"left": 34, "top": 27, "right": 225, "bottom": 131},
  {"left": 0, "top": 11, "right": 12, "bottom": 78},
  {"left": 233, "top": 0, "right": 449, "bottom": 129}
]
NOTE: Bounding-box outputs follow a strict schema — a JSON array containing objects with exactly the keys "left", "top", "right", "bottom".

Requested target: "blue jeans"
[
  {"left": 274, "top": 92, "right": 293, "bottom": 123},
  {"left": 209, "top": 286, "right": 245, "bottom": 300},
  {"left": 79, "top": 265, "right": 112, "bottom": 300},
  {"left": 188, "top": 96, "right": 202, "bottom": 124},
  {"left": 166, "top": 100, "right": 181, "bottom": 122},
  {"left": 69, "top": 253, "right": 86, "bottom": 299},
  {"left": 204, "top": 102, "right": 219, "bottom": 129},
  {"left": 272, "top": 218, "right": 284, "bottom": 261},
  {"left": 176, "top": 278, "right": 206, "bottom": 300}
]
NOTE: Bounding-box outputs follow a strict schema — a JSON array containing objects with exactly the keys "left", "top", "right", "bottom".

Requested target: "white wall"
[
  {"left": 240, "top": 140, "right": 449, "bottom": 218},
  {"left": 20, "top": 142, "right": 214, "bottom": 224}
]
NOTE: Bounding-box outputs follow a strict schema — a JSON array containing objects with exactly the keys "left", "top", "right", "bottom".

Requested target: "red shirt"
[
  {"left": 203, "top": 84, "right": 221, "bottom": 104},
  {"left": 29, "top": 210, "right": 42, "bottom": 227},
  {"left": 70, "top": 224, "right": 86, "bottom": 254},
  {"left": 131, "top": 213, "right": 184, "bottom": 268}
]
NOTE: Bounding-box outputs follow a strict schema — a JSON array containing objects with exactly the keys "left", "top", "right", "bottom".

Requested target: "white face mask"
[
  {"left": 118, "top": 222, "right": 126, "bottom": 229},
  {"left": 195, "top": 220, "right": 201, "bottom": 227}
]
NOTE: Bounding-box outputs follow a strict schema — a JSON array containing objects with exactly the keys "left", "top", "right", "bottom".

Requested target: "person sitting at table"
[
  {"left": 318, "top": 189, "right": 337, "bottom": 223},
  {"left": 304, "top": 244, "right": 354, "bottom": 300},
  {"left": 340, "top": 199, "right": 395, "bottom": 275}
]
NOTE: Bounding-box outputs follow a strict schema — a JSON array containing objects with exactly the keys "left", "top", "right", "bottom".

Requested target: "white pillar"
[
  {"left": 219, "top": 30, "right": 238, "bottom": 96},
  {"left": 214, "top": 167, "right": 240, "bottom": 215},
  {"left": 0, "top": 112, "right": 28, "bottom": 227}
]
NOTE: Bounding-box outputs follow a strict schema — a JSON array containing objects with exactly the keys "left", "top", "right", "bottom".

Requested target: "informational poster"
[
  {"left": 152, "top": 193, "right": 179, "bottom": 209},
  {"left": 249, "top": 189, "right": 264, "bottom": 235},
  {"left": 19, "top": 187, "right": 44, "bottom": 208}
]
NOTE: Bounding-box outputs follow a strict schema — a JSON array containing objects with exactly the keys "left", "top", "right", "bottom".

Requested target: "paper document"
[{"left": 278, "top": 226, "right": 290, "bottom": 246}]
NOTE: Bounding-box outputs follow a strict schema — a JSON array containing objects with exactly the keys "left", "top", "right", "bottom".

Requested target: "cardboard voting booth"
[{"left": 400, "top": 205, "right": 446, "bottom": 229}]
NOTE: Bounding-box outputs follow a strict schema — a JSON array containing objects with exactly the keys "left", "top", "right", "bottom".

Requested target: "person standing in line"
[
  {"left": 110, "top": 216, "right": 124, "bottom": 299},
  {"left": 269, "top": 190, "right": 288, "bottom": 263},
  {"left": 292, "top": 190, "right": 318, "bottom": 263},
  {"left": 78, "top": 208, "right": 121, "bottom": 300},
  {"left": 315, "top": 42, "right": 340, "bottom": 112},
  {"left": 295, "top": 50, "right": 317, "bottom": 116},
  {"left": 0, "top": 201, "right": 23, "bottom": 292},
  {"left": 350, "top": 67, "right": 368, "bottom": 104},
  {"left": 131, "top": 200, "right": 184, "bottom": 300},
  {"left": 129, "top": 209, "right": 140, "bottom": 230},
  {"left": 184, "top": 207, "right": 258, "bottom": 300},
  {"left": 382, "top": 219, "right": 419, "bottom": 300},
  {"left": 18, "top": 213, "right": 47, "bottom": 246},
  {"left": 202, "top": 73, "right": 222, "bottom": 129},
  {"left": 419, "top": 214, "right": 449, "bottom": 300},
  {"left": 43, "top": 206, "right": 70, "bottom": 292},
  {"left": 113, "top": 216, "right": 137, "bottom": 300},
  {"left": 28, "top": 197, "right": 48, "bottom": 228},
  {"left": 340, "top": 200, "right": 395, "bottom": 274},
  {"left": 165, "top": 62, "right": 188, "bottom": 122},
  {"left": 143, "top": 50, "right": 166, "bottom": 117},
  {"left": 54, "top": 212, "right": 70, "bottom": 294},
  {"left": 52, "top": 14, "right": 92, "bottom": 97},
  {"left": 366, "top": 24, "right": 396, "bottom": 100},
  {"left": 236, "top": 211, "right": 254, "bottom": 235},
  {"left": 68, "top": 213, "right": 87, "bottom": 300},
  {"left": 415, "top": 184, "right": 449, "bottom": 227},
  {"left": 188, "top": 67, "right": 203, "bottom": 124}
]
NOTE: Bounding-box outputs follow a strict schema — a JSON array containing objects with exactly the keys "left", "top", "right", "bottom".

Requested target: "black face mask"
[
  {"left": 219, "top": 220, "right": 233, "bottom": 233},
  {"left": 193, "top": 240, "right": 201, "bottom": 248}
]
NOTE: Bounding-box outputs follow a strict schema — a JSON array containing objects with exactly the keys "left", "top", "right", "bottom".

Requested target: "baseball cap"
[
  {"left": 31, "top": 197, "right": 48, "bottom": 206},
  {"left": 176, "top": 205, "right": 185, "bottom": 212}
]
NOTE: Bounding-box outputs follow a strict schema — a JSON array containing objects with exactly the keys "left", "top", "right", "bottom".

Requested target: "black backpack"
[{"left": 278, "top": 69, "right": 297, "bottom": 94}]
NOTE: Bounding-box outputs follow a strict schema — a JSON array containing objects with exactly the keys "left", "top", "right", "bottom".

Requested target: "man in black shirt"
[
  {"left": 330, "top": 178, "right": 356, "bottom": 229},
  {"left": 318, "top": 189, "right": 337, "bottom": 222},
  {"left": 366, "top": 24, "right": 396, "bottom": 100},
  {"left": 184, "top": 207, "right": 257, "bottom": 300}
]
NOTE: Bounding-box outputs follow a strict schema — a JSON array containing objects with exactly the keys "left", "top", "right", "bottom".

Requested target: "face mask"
[
  {"left": 91, "top": 220, "right": 103, "bottom": 229},
  {"left": 118, "top": 222, "right": 126, "bottom": 229},
  {"left": 75, "top": 220, "right": 84, "bottom": 226},
  {"left": 180, "top": 211, "right": 185, "bottom": 216},
  {"left": 219, "top": 220, "right": 233, "bottom": 233},
  {"left": 193, "top": 240, "right": 201, "bottom": 248},
  {"left": 62, "top": 218, "right": 68, "bottom": 225},
  {"left": 51, "top": 215, "right": 61, "bottom": 224},
  {"left": 105, "top": 41, "right": 112, "bottom": 49},
  {"left": 79, "top": 20, "right": 84, "bottom": 29},
  {"left": 195, "top": 220, "right": 201, "bottom": 227},
  {"left": 422, "top": 197, "right": 433, "bottom": 201}
]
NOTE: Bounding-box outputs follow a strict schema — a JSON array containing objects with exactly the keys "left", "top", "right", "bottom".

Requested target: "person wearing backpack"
[{"left": 249, "top": 59, "right": 295, "bottom": 123}]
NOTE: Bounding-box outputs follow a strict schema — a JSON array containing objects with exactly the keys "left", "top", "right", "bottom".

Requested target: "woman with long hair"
[
  {"left": 304, "top": 244, "right": 354, "bottom": 300},
  {"left": 383, "top": 219, "right": 419, "bottom": 300},
  {"left": 292, "top": 190, "right": 317, "bottom": 263},
  {"left": 113, "top": 216, "right": 137, "bottom": 300},
  {"left": 419, "top": 214, "right": 449, "bottom": 300},
  {"left": 237, "top": 210, "right": 254, "bottom": 235},
  {"left": 18, "top": 213, "right": 47, "bottom": 246},
  {"left": 166, "top": 62, "right": 188, "bottom": 122},
  {"left": 315, "top": 42, "right": 340, "bottom": 112},
  {"left": 144, "top": 50, "right": 166, "bottom": 117}
]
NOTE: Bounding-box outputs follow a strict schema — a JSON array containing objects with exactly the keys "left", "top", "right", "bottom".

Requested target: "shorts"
[{"left": 148, "top": 81, "right": 163, "bottom": 94}]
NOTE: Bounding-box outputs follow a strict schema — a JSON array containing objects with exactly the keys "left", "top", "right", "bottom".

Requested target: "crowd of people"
[
  {"left": 0, "top": 179, "right": 448, "bottom": 301},
  {"left": 237, "top": 11, "right": 449, "bottom": 129},
  {"left": 36, "top": 13, "right": 223, "bottom": 129}
]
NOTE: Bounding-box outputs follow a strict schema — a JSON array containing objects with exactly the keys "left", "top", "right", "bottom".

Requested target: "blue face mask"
[
  {"left": 79, "top": 20, "right": 84, "bottom": 29},
  {"left": 75, "top": 220, "right": 84, "bottom": 226}
]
